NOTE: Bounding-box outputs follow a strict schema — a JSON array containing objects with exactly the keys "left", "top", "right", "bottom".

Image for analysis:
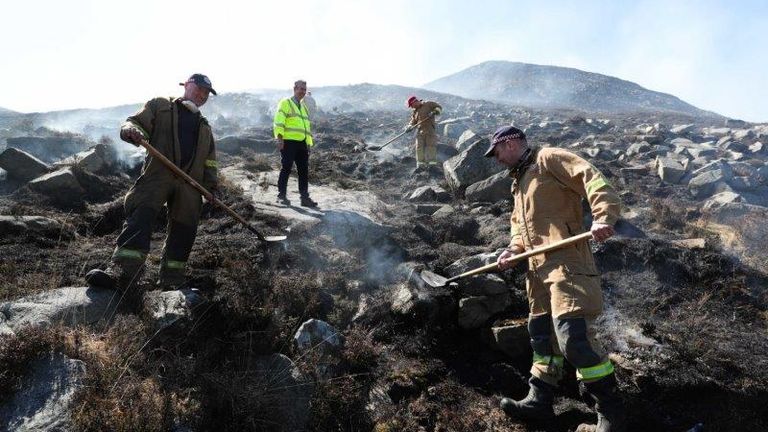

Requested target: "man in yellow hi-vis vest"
[{"left": 273, "top": 80, "right": 317, "bottom": 208}]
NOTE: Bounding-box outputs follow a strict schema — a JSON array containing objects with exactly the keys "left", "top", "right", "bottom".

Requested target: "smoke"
[
  {"left": 109, "top": 139, "right": 145, "bottom": 170},
  {"left": 205, "top": 93, "right": 274, "bottom": 131},
  {"left": 361, "top": 125, "right": 413, "bottom": 163},
  {"left": 599, "top": 304, "right": 660, "bottom": 352},
  {"left": 317, "top": 210, "right": 405, "bottom": 286},
  {"left": 365, "top": 242, "right": 406, "bottom": 284}
]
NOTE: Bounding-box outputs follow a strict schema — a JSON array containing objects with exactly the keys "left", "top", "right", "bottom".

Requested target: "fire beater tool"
[{"left": 137, "top": 138, "right": 287, "bottom": 242}]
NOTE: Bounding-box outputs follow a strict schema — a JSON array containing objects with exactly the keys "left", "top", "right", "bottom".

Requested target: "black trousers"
[
  {"left": 277, "top": 139, "right": 310, "bottom": 197},
  {"left": 116, "top": 205, "right": 197, "bottom": 265}
]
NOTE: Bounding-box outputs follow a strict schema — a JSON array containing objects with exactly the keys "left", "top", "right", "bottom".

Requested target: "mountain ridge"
[
  {"left": 424, "top": 60, "right": 722, "bottom": 118},
  {"left": 2, "top": 61, "right": 730, "bottom": 138}
]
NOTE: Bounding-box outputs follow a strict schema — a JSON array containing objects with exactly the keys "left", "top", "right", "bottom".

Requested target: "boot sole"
[
  {"left": 85, "top": 269, "right": 116, "bottom": 290},
  {"left": 500, "top": 399, "right": 555, "bottom": 423}
]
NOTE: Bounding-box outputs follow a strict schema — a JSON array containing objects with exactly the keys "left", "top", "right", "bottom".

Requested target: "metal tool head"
[
  {"left": 248, "top": 225, "right": 288, "bottom": 243},
  {"left": 366, "top": 145, "right": 383, "bottom": 151},
  {"left": 420, "top": 270, "right": 450, "bottom": 288}
]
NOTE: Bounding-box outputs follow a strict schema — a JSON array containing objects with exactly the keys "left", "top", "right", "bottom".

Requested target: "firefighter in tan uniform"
[
  {"left": 85, "top": 74, "right": 218, "bottom": 292},
  {"left": 405, "top": 95, "right": 442, "bottom": 171},
  {"left": 487, "top": 126, "right": 626, "bottom": 432},
  {"left": 304, "top": 91, "right": 318, "bottom": 117}
]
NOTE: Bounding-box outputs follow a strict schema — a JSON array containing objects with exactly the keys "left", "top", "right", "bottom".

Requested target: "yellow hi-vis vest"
[{"left": 273, "top": 97, "right": 314, "bottom": 146}]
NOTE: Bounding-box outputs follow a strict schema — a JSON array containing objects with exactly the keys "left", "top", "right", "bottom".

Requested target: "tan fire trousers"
[
  {"left": 415, "top": 134, "right": 438, "bottom": 165},
  {"left": 526, "top": 263, "right": 611, "bottom": 386}
]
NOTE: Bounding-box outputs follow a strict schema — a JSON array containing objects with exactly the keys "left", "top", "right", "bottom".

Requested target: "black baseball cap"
[
  {"left": 484, "top": 125, "right": 526, "bottom": 157},
  {"left": 180, "top": 73, "right": 217, "bottom": 95}
]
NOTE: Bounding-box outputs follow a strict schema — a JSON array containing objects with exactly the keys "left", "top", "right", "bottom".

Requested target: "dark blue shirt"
[{"left": 176, "top": 100, "right": 200, "bottom": 168}]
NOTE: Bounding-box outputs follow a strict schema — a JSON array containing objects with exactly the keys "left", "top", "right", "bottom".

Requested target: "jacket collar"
[
  {"left": 510, "top": 147, "right": 536, "bottom": 179},
  {"left": 171, "top": 97, "right": 208, "bottom": 124}
]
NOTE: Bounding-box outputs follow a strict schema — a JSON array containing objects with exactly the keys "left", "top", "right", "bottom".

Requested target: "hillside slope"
[{"left": 425, "top": 60, "right": 720, "bottom": 117}]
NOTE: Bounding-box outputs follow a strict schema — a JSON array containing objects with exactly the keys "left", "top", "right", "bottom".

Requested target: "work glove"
[
  {"left": 120, "top": 125, "right": 145, "bottom": 146},
  {"left": 404, "top": 125, "right": 415, "bottom": 133}
]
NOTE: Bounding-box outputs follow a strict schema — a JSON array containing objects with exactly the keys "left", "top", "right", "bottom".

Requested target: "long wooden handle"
[
  {"left": 445, "top": 261, "right": 500, "bottom": 283},
  {"left": 137, "top": 138, "right": 267, "bottom": 241},
  {"left": 446, "top": 231, "right": 594, "bottom": 283},
  {"left": 377, "top": 114, "right": 434, "bottom": 150}
]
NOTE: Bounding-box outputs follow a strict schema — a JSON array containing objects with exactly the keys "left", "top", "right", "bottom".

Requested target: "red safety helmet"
[{"left": 406, "top": 96, "right": 418, "bottom": 107}]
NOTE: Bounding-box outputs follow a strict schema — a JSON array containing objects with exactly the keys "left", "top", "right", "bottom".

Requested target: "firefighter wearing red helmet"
[{"left": 405, "top": 95, "right": 442, "bottom": 172}]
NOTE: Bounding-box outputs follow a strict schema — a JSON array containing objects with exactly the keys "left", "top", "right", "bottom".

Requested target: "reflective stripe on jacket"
[
  {"left": 509, "top": 147, "right": 621, "bottom": 271},
  {"left": 273, "top": 97, "right": 313, "bottom": 146}
]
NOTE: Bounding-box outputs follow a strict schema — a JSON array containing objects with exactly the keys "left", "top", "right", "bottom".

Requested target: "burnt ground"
[{"left": 1, "top": 110, "right": 767, "bottom": 431}]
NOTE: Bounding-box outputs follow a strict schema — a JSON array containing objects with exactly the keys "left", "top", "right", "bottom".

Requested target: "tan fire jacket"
[
  {"left": 122, "top": 97, "right": 217, "bottom": 192},
  {"left": 510, "top": 147, "right": 621, "bottom": 272},
  {"left": 304, "top": 95, "right": 318, "bottom": 115},
  {"left": 409, "top": 101, "right": 442, "bottom": 136}
]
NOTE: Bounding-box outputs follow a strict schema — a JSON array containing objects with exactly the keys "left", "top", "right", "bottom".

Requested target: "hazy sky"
[{"left": 2, "top": 0, "right": 766, "bottom": 121}]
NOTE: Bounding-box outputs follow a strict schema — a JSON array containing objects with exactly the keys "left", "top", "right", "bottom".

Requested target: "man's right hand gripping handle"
[
  {"left": 497, "top": 245, "right": 525, "bottom": 271},
  {"left": 121, "top": 125, "right": 144, "bottom": 146}
]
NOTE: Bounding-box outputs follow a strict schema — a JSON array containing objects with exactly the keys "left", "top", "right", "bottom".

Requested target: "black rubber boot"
[
  {"left": 276, "top": 194, "right": 291, "bottom": 206},
  {"left": 500, "top": 377, "right": 555, "bottom": 421},
  {"left": 85, "top": 262, "right": 143, "bottom": 292},
  {"left": 85, "top": 267, "right": 117, "bottom": 290},
  {"left": 576, "top": 375, "right": 626, "bottom": 432},
  {"left": 300, "top": 196, "right": 318, "bottom": 208},
  {"left": 156, "top": 267, "right": 187, "bottom": 290}
]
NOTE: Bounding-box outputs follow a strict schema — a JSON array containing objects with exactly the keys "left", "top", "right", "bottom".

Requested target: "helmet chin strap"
[{"left": 180, "top": 99, "right": 200, "bottom": 113}]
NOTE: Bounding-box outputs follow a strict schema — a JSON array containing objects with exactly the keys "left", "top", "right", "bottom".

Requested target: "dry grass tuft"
[
  {"left": 242, "top": 154, "right": 274, "bottom": 172},
  {"left": 308, "top": 373, "right": 374, "bottom": 431},
  {"left": 649, "top": 198, "right": 686, "bottom": 232},
  {"left": 343, "top": 325, "right": 381, "bottom": 372},
  {"left": 68, "top": 316, "right": 176, "bottom": 431},
  {"left": 0, "top": 326, "right": 61, "bottom": 403},
  {"left": 0, "top": 263, "right": 62, "bottom": 301}
]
